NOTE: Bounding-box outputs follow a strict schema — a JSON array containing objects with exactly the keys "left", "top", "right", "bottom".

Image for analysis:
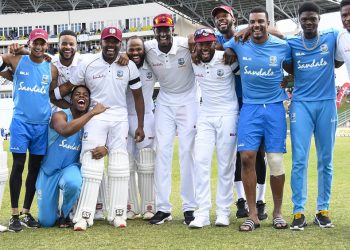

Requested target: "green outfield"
[{"left": 0, "top": 138, "right": 349, "bottom": 249}]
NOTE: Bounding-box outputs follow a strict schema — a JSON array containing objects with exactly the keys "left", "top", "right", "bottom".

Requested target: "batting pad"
[
  {"left": 73, "top": 151, "right": 104, "bottom": 226},
  {"left": 128, "top": 154, "right": 140, "bottom": 214},
  {"left": 136, "top": 148, "right": 155, "bottom": 214},
  {"left": 107, "top": 149, "right": 129, "bottom": 222},
  {"left": 97, "top": 171, "right": 109, "bottom": 213},
  {"left": 0, "top": 151, "right": 8, "bottom": 209}
]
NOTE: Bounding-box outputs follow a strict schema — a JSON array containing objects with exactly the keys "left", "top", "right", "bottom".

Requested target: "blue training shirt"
[
  {"left": 40, "top": 109, "right": 82, "bottom": 176},
  {"left": 286, "top": 29, "right": 338, "bottom": 101},
  {"left": 224, "top": 35, "right": 291, "bottom": 104},
  {"left": 13, "top": 55, "right": 51, "bottom": 124}
]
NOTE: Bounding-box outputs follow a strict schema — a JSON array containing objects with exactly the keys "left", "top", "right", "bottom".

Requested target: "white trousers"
[
  {"left": 154, "top": 103, "right": 199, "bottom": 212},
  {"left": 127, "top": 113, "right": 155, "bottom": 153},
  {"left": 194, "top": 114, "right": 238, "bottom": 218}
]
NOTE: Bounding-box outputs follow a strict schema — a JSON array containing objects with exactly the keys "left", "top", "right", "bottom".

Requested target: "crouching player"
[
  {"left": 189, "top": 28, "right": 239, "bottom": 228},
  {"left": 36, "top": 85, "right": 108, "bottom": 227}
]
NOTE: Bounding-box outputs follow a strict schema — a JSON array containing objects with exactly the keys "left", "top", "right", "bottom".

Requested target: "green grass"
[{"left": 1, "top": 138, "right": 350, "bottom": 249}]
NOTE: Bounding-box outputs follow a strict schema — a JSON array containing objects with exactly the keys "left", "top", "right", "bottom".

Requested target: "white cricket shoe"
[
  {"left": 74, "top": 219, "right": 87, "bottom": 231},
  {"left": 94, "top": 209, "right": 105, "bottom": 221},
  {"left": 113, "top": 217, "right": 127, "bottom": 228},
  {"left": 0, "top": 225, "right": 8, "bottom": 232},
  {"left": 127, "top": 211, "right": 140, "bottom": 220},
  {"left": 188, "top": 216, "right": 210, "bottom": 229},
  {"left": 215, "top": 215, "right": 230, "bottom": 227},
  {"left": 142, "top": 211, "right": 154, "bottom": 220}
]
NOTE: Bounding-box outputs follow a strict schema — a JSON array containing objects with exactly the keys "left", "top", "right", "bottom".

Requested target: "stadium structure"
[{"left": 0, "top": 0, "right": 344, "bottom": 130}]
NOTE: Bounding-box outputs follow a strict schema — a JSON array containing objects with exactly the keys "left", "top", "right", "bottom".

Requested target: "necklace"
[{"left": 302, "top": 32, "right": 320, "bottom": 51}]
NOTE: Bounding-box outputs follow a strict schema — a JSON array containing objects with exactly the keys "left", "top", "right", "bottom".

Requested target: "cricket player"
[
  {"left": 188, "top": 28, "right": 239, "bottom": 228},
  {"left": 36, "top": 86, "right": 108, "bottom": 227},
  {"left": 287, "top": 2, "right": 343, "bottom": 230},
  {"left": 52, "top": 26, "right": 145, "bottom": 231},
  {"left": 224, "top": 7, "right": 292, "bottom": 231},
  {"left": 126, "top": 36, "right": 156, "bottom": 220},
  {"left": 0, "top": 28, "right": 58, "bottom": 232},
  {"left": 336, "top": 0, "right": 350, "bottom": 79},
  {"left": 145, "top": 14, "right": 198, "bottom": 225}
]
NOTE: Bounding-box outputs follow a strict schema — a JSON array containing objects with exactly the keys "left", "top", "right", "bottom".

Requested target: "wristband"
[{"left": 54, "top": 87, "right": 62, "bottom": 100}]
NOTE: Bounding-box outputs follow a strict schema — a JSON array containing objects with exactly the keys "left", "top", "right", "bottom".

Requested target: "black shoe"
[
  {"left": 290, "top": 213, "right": 307, "bottom": 231},
  {"left": 236, "top": 198, "right": 249, "bottom": 218},
  {"left": 314, "top": 210, "right": 334, "bottom": 228},
  {"left": 256, "top": 200, "right": 268, "bottom": 220},
  {"left": 149, "top": 211, "right": 172, "bottom": 225},
  {"left": 20, "top": 212, "right": 40, "bottom": 228},
  {"left": 9, "top": 215, "right": 22, "bottom": 232},
  {"left": 183, "top": 211, "right": 195, "bottom": 225},
  {"left": 58, "top": 215, "right": 72, "bottom": 228}
]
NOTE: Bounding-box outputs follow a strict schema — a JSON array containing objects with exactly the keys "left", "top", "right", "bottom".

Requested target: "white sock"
[
  {"left": 256, "top": 184, "right": 266, "bottom": 202},
  {"left": 234, "top": 181, "right": 245, "bottom": 200}
]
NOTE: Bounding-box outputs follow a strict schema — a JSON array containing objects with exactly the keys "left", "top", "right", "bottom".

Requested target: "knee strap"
[{"left": 266, "top": 153, "right": 285, "bottom": 176}]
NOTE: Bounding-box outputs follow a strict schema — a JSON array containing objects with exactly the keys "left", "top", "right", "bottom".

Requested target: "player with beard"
[
  {"left": 224, "top": 7, "right": 292, "bottom": 231},
  {"left": 336, "top": 0, "right": 350, "bottom": 79},
  {"left": 0, "top": 28, "right": 59, "bottom": 232},
  {"left": 125, "top": 36, "right": 156, "bottom": 220},
  {"left": 52, "top": 26, "right": 145, "bottom": 230},
  {"left": 189, "top": 28, "right": 239, "bottom": 228},
  {"left": 36, "top": 86, "right": 108, "bottom": 228},
  {"left": 145, "top": 14, "right": 198, "bottom": 225}
]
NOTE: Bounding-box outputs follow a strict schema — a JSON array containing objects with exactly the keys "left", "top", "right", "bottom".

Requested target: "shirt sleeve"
[
  {"left": 69, "top": 58, "right": 90, "bottom": 85},
  {"left": 128, "top": 61, "right": 142, "bottom": 90},
  {"left": 284, "top": 42, "right": 292, "bottom": 64},
  {"left": 335, "top": 31, "right": 344, "bottom": 61},
  {"left": 223, "top": 37, "right": 237, "bottom": 50}
]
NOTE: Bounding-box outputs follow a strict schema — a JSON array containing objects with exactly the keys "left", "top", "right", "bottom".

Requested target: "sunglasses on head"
[
  {"left": 194, "top": 28, "right": 215, "bottom": 38},
  {"left": 154, "top": 16, "right": 173, "bottom": 26}
]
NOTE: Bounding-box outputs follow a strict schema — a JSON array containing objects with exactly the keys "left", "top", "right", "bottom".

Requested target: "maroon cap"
[
  {"left": 29, "top": 28, "right": 48, "bottom": 42},
  {"left": 194, "top": 28, "right": 216, "bottom": 43},
  {"left": 101, "top": 26, "right": 122, "bottom": 41},
  {"left": 211, "top": 5, "right": 234, "bottom": 18},
  {"left": 153, "top": 13, "right": 174, "bottom": 28}
]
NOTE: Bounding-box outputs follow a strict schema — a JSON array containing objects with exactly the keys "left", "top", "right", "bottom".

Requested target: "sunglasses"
[
  {"left": 194, "top": 28, "right": 215, "bottom": 39},
  {"left": 154, "top": 16, "right": 173, "bottom": 26}
]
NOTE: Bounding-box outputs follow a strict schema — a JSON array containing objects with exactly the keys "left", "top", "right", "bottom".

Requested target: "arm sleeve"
[{"left": 128, "top": 61, "right": 142, "bottom": 90}]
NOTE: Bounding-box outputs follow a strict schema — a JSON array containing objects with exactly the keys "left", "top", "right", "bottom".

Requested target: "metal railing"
[{"left": 338, "top": 109, "right": 350, "bottom": 127}]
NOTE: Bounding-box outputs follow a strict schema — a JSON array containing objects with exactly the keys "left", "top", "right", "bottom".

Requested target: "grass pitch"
[{"left": 0, "top": 138, "right": 349, "bottom": 249}]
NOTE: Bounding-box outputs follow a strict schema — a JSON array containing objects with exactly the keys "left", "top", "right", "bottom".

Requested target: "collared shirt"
[
  {"left": 224, "top": 35, "right": 291, "bottom": 104},
  {"left": 287, "top": 28, "right": 338, "bottom": 101},
  {"left": 70, "top": 53, "right": 141, "bottom": 122},
  {"left": 126, "top": 61, "right": 156, "bottom": 115},
  {"left": 145, "top": 36, "right": 198, "bottom": 106},
  {"left": 192, "top": 51, "right": 239, "bottom": 115},
  {"left": 336, "top": 29, "right": 350, "bottom": 80}
]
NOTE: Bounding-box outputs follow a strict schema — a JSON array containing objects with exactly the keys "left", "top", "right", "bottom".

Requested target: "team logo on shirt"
[
  {"left": 41, "top": 74, "right": 49, "bottom": 84},
  {"left": 178, "top": 58, "right": 185, "bottom": 66},
  {"left": 83, "top": 131, "right": 88, "bottom": 141},
  {"left": 36, "top": 189, "right": 42, "bottom": 200},
  {"left": 217, "top": 69, "right": 224, "bottom": 77},
  {"left": 269, "top": 56, "right": 277, "bottom": 66},
  {"left": 146, "top": 72, "right": 153, "bottom": 79},
  {"left": 117, "top": 70, "right": 124, "bottom": 78},
  {"left": 290, "top": 112, "right": 296, "bottom": 123},
  {"left": 320, "top": 44, "right": 329, "bottom": 54}
]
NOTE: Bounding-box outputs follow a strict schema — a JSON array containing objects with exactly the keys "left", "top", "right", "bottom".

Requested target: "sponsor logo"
[
  {"left": 320, "top": 44, "right": 329, "bottom": 54},
  {"left": 10, "top": 146, "right": 20, "bottom": 151},
  {"left": 82, "top": 211, "right": 91, "bottom": 219},
  {"left": 243, "top": 66, "right": 274, "bottom": 77},
  {"left": 41, "top": 74, "right": 49, "bottom": 84},
  {"left": 19, "top": 71, "right": 29, "bottom": 76},
  {"left": 117, "top": 70, "right": 123, "bottom": 78},
  {"left": 290, "top": 112, "right": 296, "bottom": 123},
  {"left": 93, "top": 74, "right": 104, "bottom": 80},
  {"left": 195, "top": 73, "right": 204, "bottom": 77},
  {"left": 146, "top": 71, "right": 152, "bottom": 79},
  {"left": 229, "top": 132, "right": 236, "bottom": 136},
  {"left": 217, "top": 69, "right": 224, "bottom": 77},
  {"left": 297, "top": 58, "right": 327, "bottom": 70},
  {"left": 331, "top": 118, "right": 337, "bottom": 123},
  {"left": 238, "top": 143, "right": 245, "bottom": 147},
  {"left": 242, "top": 56, "right": 252, "bottom": 61},
  {"left": 269, "top": 56, "right": 277, "bottom": 66},
  {"left": 295, "top": 52, "right": 305, "bottom": 56},
  {"left": 18, "top": 82, "right": 46, "bottom": 94},
  {"left": 115, "top": 209, "right": 124, "bottom": 216},
  {"left": 152, "top": 63, "right": 162, "bottom": 67},
  {"left": 178, "top": 58, "right": 185, "bottom": 66},
  {"left": 58, "top": 139, "right": 81, "bottom": 151}
]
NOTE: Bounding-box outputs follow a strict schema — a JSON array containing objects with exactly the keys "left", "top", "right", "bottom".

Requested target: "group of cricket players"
[{"left": 0, "top": 0, "right": 349, "bottom": 233}]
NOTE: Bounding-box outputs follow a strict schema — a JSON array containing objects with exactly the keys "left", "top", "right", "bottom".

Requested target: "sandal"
[
  {"left": 273, "top": 217, "right": 288, "bottom": 229},
  {"left": 239, "top": 218, "right": 260, "bottom": 232}
]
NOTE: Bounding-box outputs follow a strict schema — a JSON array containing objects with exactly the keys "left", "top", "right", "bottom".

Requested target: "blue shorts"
[
  {"left": 237, "top": 102, "right": 286, "bottom": 153},
  {"left": 9, "top": 118, "right": 48, "bottom": 155}
]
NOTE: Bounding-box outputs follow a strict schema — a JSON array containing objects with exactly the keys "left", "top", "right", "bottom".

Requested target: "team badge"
[
  {"left": 82, "top": 211, "right": 91, "bottom": 219},
  {"left": 83, "top": 131, "right": 88, "bottom": 140},
  {"left": 290, "top": 112, "right": 296, "bottom": 123},
  {"left": 178, "top": 58, "right": 185, "bottom": 66},
  {"left": 109, "top": 28, "right": 116, "bottom": 34},
  {"left": 117, "top": 70, "right": 123, "bottom": 78},
  {"left": 115, "top": 209, "right": 124, "bottom": 216},
  {"left": 217, "top": 69, "right": 224, "bottom": 77},
  {"left": 269, "top": 56, "right": 277, "bottom": 66},
  {"left": 42, "top": 74, "right": 49, "bottom": 84},
  {"left": 146, "top": 72, "right": 152, "bottom": 79},
  {"left": 320, "top": 44, "right": 329, "bottom": 54}
]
